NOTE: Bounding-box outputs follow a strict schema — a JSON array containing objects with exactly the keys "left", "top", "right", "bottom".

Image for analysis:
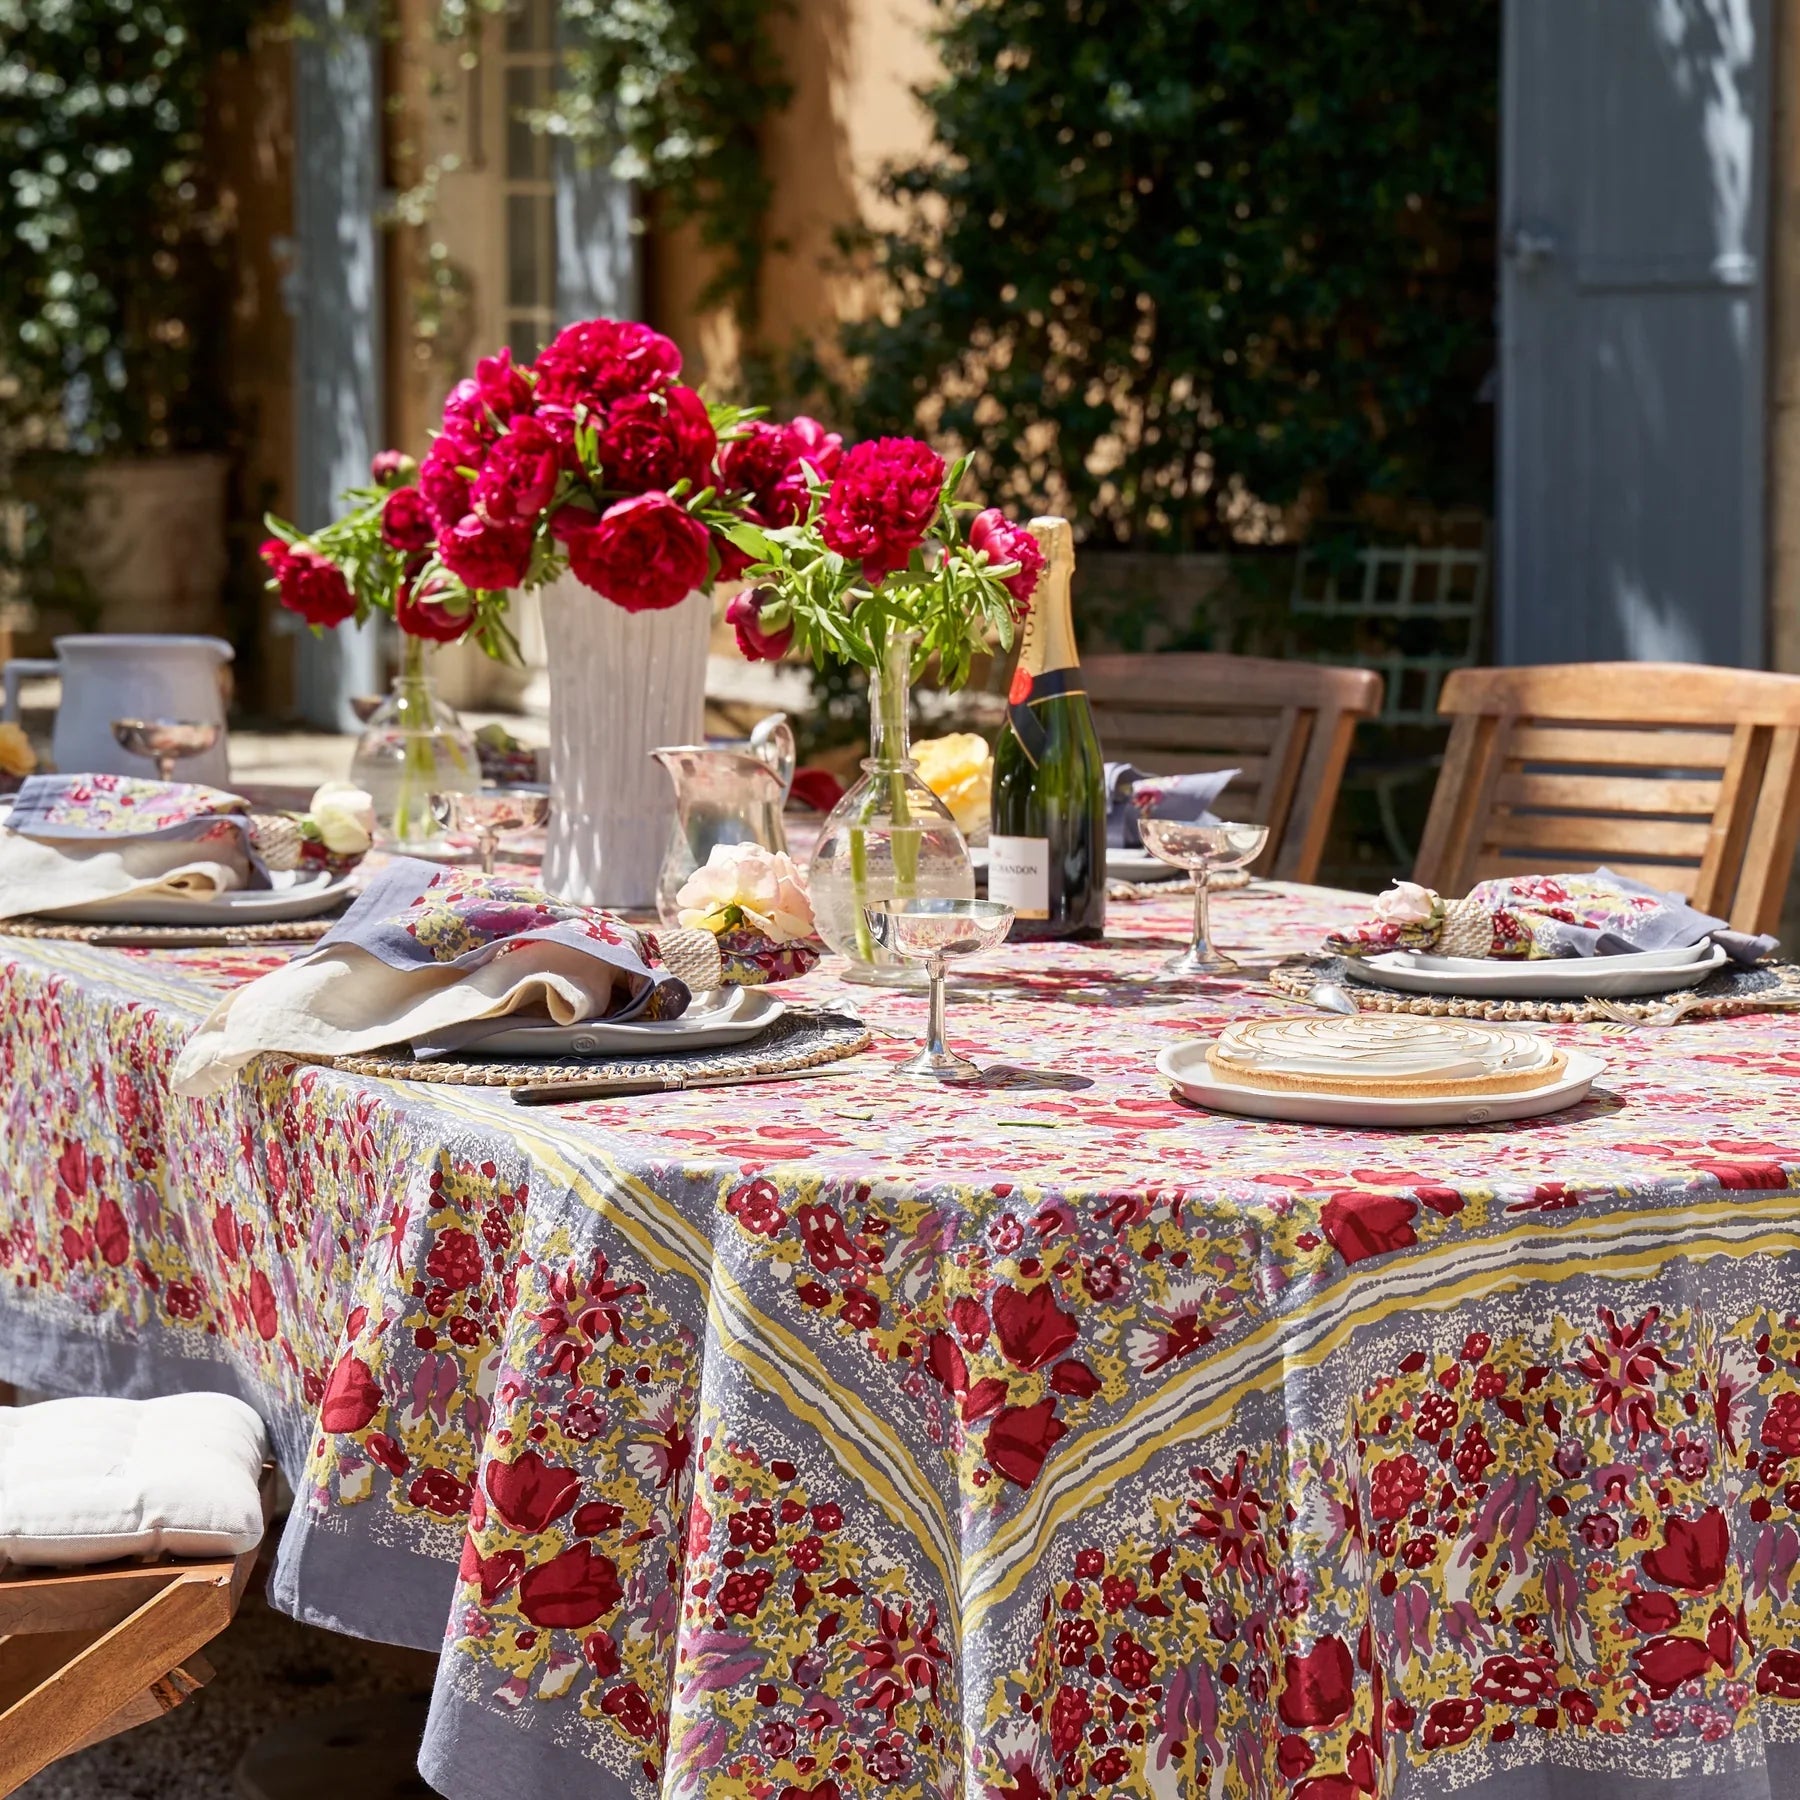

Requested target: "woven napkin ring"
[
  {"left": 1437, "top": 896, "right": 1494, "bottom": 959},
  {"left": 247, "top": 814, "right": 305, "bottom": 872},
  {"left": 650, "top": 926, "right": 724, "bottom": 994}
]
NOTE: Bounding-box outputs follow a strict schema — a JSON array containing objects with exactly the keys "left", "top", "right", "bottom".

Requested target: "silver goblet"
[
  {"left": 863, "top": 897, "right": 1015, "bottom": 1081},
  {"left": 429, "top": 786, "right": 551, "bottom": 875},
  {"left": 111, "top": 718, "right": 221, "bottom": 784},
  {"left": 1137, "top": 817, "right": 1270, "bottom": 976}
]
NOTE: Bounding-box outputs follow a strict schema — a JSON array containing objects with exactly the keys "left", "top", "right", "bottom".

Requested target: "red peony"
[
  {"left": 441, "top": 347, "right": 532, "bottom": 440},
  {"left": 968, "top": 508, "right": 1044, "bottom": 606},
  {"left": 818, "top": 437, "right": 945, "bottom": 581},
  {"left": 471, "top": 416, "right": 562, "bottom": 523},
  {"left": 565, "top": 492, "right": 711, "bottom": 612},
  {"left": 720, "top": 415, "right": 843, "bottom": 525},
  {"left": 532, "top": 318, "right": 682, "bottom": 410},
  {"left": 261, "top": 539, "right": 357, "bottom": 628},
  {"left": 1278, "top": 1634, "right": 1355, "bottom": 1729},
  {"left": 396, "top": 571, "right": 474, "bottom": 644},
  {"left": 592, "top": 385, "right": 716, "bottom": 496},
  {"left": 517, "top": 1542, "right": 623, "bottom": 1629},
  {"left": 419, "top": 434, "right": 484, "bottom": 535},
  {"left": 437, "top": 513, "right": 534, "bottom": 592},
  {"left": 380, "top": 485, "right": 435, "bottom": 552}
]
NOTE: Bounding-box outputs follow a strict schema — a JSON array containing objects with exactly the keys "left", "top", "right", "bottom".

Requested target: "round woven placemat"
[
  {"left": 321, "top": 1006, "right": 873, "bottom": 1090},
  {"left": 1108, "top": 867, "right": 1252, "bottom": 901},
  {"left": 1269, "top": 954, "right": 1800, "bottom": 1024},
  {"left": 0, "top": 915, "right": 337, "bottom": 948}
]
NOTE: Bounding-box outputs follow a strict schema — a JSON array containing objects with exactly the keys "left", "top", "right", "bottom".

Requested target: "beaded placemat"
[
  {"left": 1269, "top": 954, "right": 1800, "bottom": 1024},
  {"left": 320, "top": 1007, "right": 874, "bottom": 1091},
  {"left": 0, "top": 916, "right": 338, "bottom": 948},
  {"left": 1108, "top": 868, "right": 1252, "bottom": 902}
]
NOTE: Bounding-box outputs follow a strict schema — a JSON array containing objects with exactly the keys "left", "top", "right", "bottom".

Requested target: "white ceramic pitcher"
[{"left": 1, "top": 635, "right": 233, "bottom": 784}]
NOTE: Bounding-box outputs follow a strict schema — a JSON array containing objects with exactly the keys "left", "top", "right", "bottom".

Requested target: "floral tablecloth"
[{"left": 1, "top": 882, "right": 1798, "bottom": 1800}]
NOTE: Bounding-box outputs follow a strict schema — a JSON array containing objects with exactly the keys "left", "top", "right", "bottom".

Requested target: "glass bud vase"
[
  {"left": 348, "top": 634, "right": 481, "bottom": 852},
  {"left": 807, "top": 632, "right": 975, "bottom": 985}
]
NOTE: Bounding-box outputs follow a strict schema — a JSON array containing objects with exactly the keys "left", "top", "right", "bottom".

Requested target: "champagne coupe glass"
[
  {"left": 112, "top": 719, "right": 221, "bottom": 783},
  {"left": 430, "top": 786, "right": 551, "bottom": 875},
  {"left": 863, "top": 898, "right": 1015, "bottom": 1080},
  {"left": 1137, "top": 817, "right": 1270, "bottom": 976}
]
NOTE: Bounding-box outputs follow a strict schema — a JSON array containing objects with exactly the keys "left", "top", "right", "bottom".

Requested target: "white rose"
[
  {"left": 675, "top": 842, "right": 815, "bottom": 942},
  {"left": 309, "top": 781, "right": 375, "bottom": 856},
  {"left": 1372, "top": 879, "right": 1438, "bottom": 926}
]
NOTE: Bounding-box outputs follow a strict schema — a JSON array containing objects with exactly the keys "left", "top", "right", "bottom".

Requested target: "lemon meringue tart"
[{"left": 1205, "top": 1014, "right": 1565, "bottom": 1099}]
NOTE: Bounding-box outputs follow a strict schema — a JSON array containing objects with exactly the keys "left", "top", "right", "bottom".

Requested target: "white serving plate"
[
  {"left": 1352, "top": 940, "right": 1727, "bottom": 999},
  {"left": 46, "top": 868, "right": 359, "bottom": 925},
  {"left": 416, "top": 986, "right": 787, "bottom": 1059},
  {"left": 1106, "top": 847, "right": 1182, "bottom": 883},
  {"left": 1156, "top": 1039, "right": 1604, "bottom": 1129}
]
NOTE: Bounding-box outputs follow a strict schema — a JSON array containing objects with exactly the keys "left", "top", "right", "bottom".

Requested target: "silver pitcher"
[{"left": 652, "top": 713, "right": 797, "bottom": 925}]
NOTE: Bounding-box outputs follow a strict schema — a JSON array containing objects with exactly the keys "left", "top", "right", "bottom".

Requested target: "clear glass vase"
[
  {"left": 807, "top": 632, "right": 975, "bottom": 985},
  {"left": 348, "top": 635, "right": 481, "bottom": 853}
]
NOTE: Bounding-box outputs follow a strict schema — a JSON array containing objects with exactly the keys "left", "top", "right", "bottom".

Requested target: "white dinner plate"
[
  {"left": 1106, "top": 848, "right": 1182, "bottom": 882},
  {"left": 414, "top": 986, "right": 787, "bottom": 1059},
  {"left": 1351, "top": 940, "right": 1728, "bottom": 999},
  {"left": 45, "top": 868, "right": 359, "bottom": 925},
  {"left": 1156, "top": 1040, "right": 1604, "bottom": 1129}
]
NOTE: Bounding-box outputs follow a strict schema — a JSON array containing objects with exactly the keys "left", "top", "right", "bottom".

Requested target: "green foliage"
[
  {"left": 0, "top": 0, "right": 266, "bottom": 452},
  {"left": 438, "top": 0, "right": 791, "bottom": 332},
  {"left": 837, "top": 0, "right": 1498, "bottom": 549}
]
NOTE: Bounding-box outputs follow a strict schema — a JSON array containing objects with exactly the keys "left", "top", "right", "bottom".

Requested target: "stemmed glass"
[
  {"left": 112, "top": 718, "right": 220, "bottom": 784},
  {"left": 863, "top": 898, "right": 1015, "bottom": 1080},
  {"left": 430, "top": 787, "right": 551, "bottom": 875},
  {"left": 1137, "top": 817, "right": 1270, "bottom": 977}
]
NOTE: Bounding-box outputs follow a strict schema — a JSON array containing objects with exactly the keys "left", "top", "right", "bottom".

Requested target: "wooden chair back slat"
[
  {"left": 1416, "top": 664, "right": 1800, "bottom": 935},
  {"left": 1083, "top": 653, "right": 1382, "bottom": 881}
]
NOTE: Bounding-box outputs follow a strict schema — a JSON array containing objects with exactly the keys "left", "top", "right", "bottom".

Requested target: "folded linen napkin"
[
  {"left": 1325, "top": 871, "right": 1776, "bottom": 966},
  {"left": 171, "top": 858, "right": 724, "bottom": 1095},
  {"left": 1104, "top": 762, "right": 1239, "bottom": 847},
  {"left": 0, "top": 774, "right": 264, "bottom": 921}
]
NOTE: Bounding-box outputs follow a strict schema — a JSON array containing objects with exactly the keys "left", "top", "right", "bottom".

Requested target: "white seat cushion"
[{"left": 0, "top": 1393, "right": 269, "bottom": 1567}]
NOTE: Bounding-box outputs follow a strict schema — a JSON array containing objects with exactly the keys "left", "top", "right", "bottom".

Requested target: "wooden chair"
[
  {"left": 1413, "top": 663, "right": 1800, "bottom": 936},
  {"left": 1083, "top": 653, "right": 1384, "bottom": 881},
  {"left": 0, "top": 1529, "right": 265, "bottom": 1793}
]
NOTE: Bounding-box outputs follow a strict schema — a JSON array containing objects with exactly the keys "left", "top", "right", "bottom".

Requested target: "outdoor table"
[{"left": 0, "top": 880, "right": 1796, "bottom": 1800}]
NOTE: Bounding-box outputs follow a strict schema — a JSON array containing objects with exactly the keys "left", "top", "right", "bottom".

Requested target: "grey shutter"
[
  {"left": 1499, "top": 0, "right": 1770, "bottom": 667},
  {"left": 290, "top": 0, "right": 384, "bottom": 728}
]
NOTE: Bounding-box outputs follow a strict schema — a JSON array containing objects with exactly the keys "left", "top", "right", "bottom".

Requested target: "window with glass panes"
[{"left": 502, "top": 0, "right": 557, "bottom": 359}]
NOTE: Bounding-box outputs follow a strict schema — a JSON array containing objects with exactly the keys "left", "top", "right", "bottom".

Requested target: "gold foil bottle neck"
[{"left": 1019, "top": 515, "right": 1079, "bottom": 677}]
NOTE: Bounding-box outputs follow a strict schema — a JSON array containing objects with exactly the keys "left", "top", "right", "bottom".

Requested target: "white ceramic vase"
[{"left": 537, "top": 573, "right": 711, "bottom": 910}]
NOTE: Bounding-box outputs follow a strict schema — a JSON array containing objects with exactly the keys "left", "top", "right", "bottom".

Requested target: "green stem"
[
  {"left": 876, "top": 634, "right": 920, "bottom": 897},
  {"left": 392, "top": 635, "right": 437, "bottom": 848}
]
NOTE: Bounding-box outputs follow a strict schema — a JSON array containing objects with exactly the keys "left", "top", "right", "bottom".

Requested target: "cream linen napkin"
[
  {"left": 0, "top": 775, "right": 256, "bottom": 920},
  {"left": 172, "top": 859, "right": 717, "bottom": 1096}
]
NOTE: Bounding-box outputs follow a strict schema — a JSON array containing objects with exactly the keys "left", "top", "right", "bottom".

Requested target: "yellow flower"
[
  {"left": 0, "top": 722, "right": 37, "bottom": 779},
  {"left": 913, "top": 733, "right": 992, "bottom": 839}
]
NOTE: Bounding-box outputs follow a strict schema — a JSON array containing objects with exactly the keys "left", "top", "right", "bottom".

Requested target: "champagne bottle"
[{"left": 989, "top": 517, "right": 1107, "bottom": 941}]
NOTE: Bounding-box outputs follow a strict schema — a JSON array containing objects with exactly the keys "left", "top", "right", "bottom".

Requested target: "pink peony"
[
  {"left": 565, "top": 492, "right": 711, "bottom": 613},
  {"left": 380, "top": 485, "right": 435, "bottom": 552},
  {"left": 396, "top": 571, "right": 474, "bottom": 644},
  {"left": 436, "top": 514, "right": 534, "bottom": 592},
  {"left": 725, "top": 587, "right": 793, "bottom": 661},
  {"left": 260, "top": 539, "right": 356, "bottom": 628},
  {"left": 532, "top": 318, "right": 682, "bottom": 411},
  {"left": 419, "top": 433, "right": 485, "bottom": 535},
  {"left": 818, "top": 437, "right": 945, "bottom": 581},
  {"left": 967, "top": 508, "right": 1044, "bottom": 607},
  {"left": 471, "top": 416, "right": 562, "bottom": 524},
  {"left": 370, "top": 448, "right": 417, "bottom": 487},
  {"left": 591, "top": 386, "right": 716, "bottom": 496},
  {"left": 441, "top": 348, "right": 532, "bottom": 440},
  {"left": 719, "top": 415, "right": 843, "bottom": 526}
]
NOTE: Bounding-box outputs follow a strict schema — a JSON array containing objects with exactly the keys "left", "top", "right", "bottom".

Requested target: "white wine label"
[{"left": 988, "top": 835, "right": 1050, "bottom": 919}]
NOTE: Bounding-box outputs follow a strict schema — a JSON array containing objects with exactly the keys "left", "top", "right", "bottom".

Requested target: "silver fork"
[{"left": 1588, "top": 991, "right": 1800, "bottom": 1030}]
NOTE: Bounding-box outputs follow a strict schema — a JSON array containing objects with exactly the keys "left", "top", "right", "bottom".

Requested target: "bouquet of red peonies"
[
  {"left": 257, "top": 317, "right": 839, "bottom": 656},
  {"left": 720, "top": 436, "right": 1042, "bottom": 688}
]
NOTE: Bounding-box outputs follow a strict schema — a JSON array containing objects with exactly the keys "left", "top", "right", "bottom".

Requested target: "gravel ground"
[{"left": 18, "top": 1570, "right": 441, "bottom": 1800}]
